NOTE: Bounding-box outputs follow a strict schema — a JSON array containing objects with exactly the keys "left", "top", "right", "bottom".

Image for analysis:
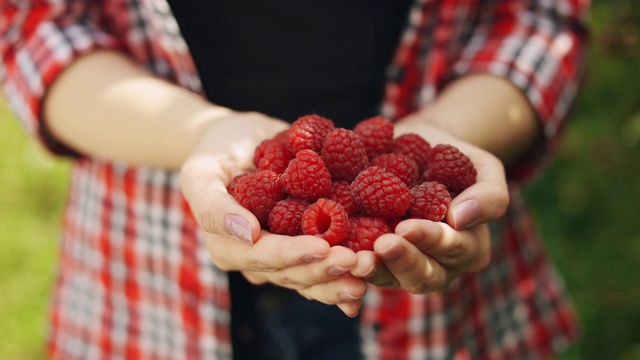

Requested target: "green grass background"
[{"left": 1, "top": 2, "right": 639, "bottom": 359}]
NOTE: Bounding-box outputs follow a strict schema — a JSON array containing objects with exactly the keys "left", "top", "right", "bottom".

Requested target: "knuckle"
[
  {"left": 246, "top": 256, "right": 271, "bottom": 272},
  {"left": 497, "top": 189, "right": 510, "bottom": 212},
  {"left": 407, "top": 268, "right": 445, "bottom": 294},
  {"left": 297, "top": 290, "right": 315, "bottom": 301},
  {"left": 243, "top": 272, "right": 267, "bottom": 285},
  {"left": 393, "top": 256, "right": 420, "bottom": 274},
  {"left": 209, "top": 257, "right": 233, "bottom": 272},
  {"left": 275, "top": 268, "right": 300, "bottom": 288},
  {"left": 489, "top": 185, "right": 510, "bottom": 217},
  {"left": 366, "top": 275, "right": 399, "bottom": 289},
  {"left": 473, "top": 251, "right": 492, "bottom": 272},
  {"left": 406, "top": 283, "right": 428, "bottom": 294},
  {"left": 196, "top": 207, "right": 217, "bottom": 233},
  {"left": 443, "top": 241, "right": 467, "bottom": 263},
  {"left": 424, "top": 276, "right": 443, "bottom": 293}
]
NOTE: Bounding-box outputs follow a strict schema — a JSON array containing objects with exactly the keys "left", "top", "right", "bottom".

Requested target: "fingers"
[
  {"left": 374, "top": 233, "right": 451, "bottom": 294},
  {"left": 180, "top": 112, "right": 290, "bottom": 243},
  {"left": 351, "top": 250, "right": 399, "bottom": 288},
  {"left": 297, "top": 275, "right": 367, "bottom": 315},
  {"left": 243, "top": 271, "right": 366, "bottom": 318},
  {"left": 250, "top": 244, "right": 358, "bottom": 289},
  {"left": 242, "top": 245, "right": 366, "bottom": 318},
  {"left": 337, "top": 301, "right": 364, "bottom": 318},
  {"left": 353, "top": 219, "right": 492, "bottom": 294},
  {"left": 203, "top": 232, "right": 331, "bottom": 273},
  {"left": 181, "top": 151, "right": 262, "bottom": 242},
  {"left": 448, "top": 153, "right": 509, "bottom": 230},
  {"left": 395, "top": 219, "right": 491, "bottom": 272}
]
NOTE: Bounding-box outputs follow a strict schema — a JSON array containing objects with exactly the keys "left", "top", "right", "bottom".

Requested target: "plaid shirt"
[{"left": 0, "top": 0, "right": 588, "bottom": 359}]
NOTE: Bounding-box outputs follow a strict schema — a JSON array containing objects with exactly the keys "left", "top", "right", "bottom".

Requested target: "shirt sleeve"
[
  {"left": 449, "top": 0, "right": 590, "bottom": 182},
  {"left": 0, "top": 0, "right": 122, "bottom": 156}
]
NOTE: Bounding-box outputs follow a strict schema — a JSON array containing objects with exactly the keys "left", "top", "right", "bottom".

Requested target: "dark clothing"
[{"left": 168, "top": 0, "right": 411, "bottom": 127}]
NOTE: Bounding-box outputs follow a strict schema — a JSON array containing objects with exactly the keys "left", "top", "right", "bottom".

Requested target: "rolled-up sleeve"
[
  {"left": 0, "top": 0, "right": 121, "bottom": 156},
  {"left": 450, "top": 0, "right": 590, "bottom": 181}
]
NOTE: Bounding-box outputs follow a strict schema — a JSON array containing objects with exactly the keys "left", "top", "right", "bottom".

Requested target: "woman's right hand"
[{"left": 180, "top": 111, "right": 366, "bottom": 317}]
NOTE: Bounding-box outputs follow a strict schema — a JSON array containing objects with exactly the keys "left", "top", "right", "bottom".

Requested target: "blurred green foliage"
[
  {"left": 0, "top": 1, "right": 639, "bottom": 359},
  {"left": 0, "top": 100, "right": 69, "bottom": 359},
  {"left": 525, "top": 1, "right": 640, "bottom": 359}
]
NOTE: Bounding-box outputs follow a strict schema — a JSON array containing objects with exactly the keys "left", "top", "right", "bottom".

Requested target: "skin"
[{"left": 44, "top": 49, "right": 537, "bottom": 317}]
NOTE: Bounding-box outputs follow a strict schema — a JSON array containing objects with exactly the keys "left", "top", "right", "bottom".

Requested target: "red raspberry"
[
  {"left": 321, "top": 128, "right": 369, "bottom": 181},
  {"left": 233, "top": 170, "right": 286, "bottom": 227},
  {"left": 390, "top": 133, "right": 432, "bottom": 172},
  {"left": 227, "top": 173, "right": 249, "bottom": 197},
  {"left": 257, "top": 140, "right": 292, "bottom": 174},
  {"left": 327, "top": 180, "right": 357, "bottom": 216},
  {"left": 301, "top": 198, "right": 349, "bottom": 246},
  {"left": 268, "top": 198, "right": 311, "bottom": 236},
  {"left": 341, "top": 217, "right": 391, "bottom": 252},
  {"left": 353, "top": 116, "right": 394, "bottom": 160},
  {"left": 409, "top": 181, "right": 451, "bottom": 222},
  {"left": 350, "top": 166, "right": 411, "bottom": 219},
  {"left": 253, "top": 130, "right": 289, "bottom": 168},
  {"left": 281, "top": 149, "right": 332, "bottom": 201},
  {"left": 424, "top": 144, "right": 477, "bottom": 195},
  {"left": 371, "top": 153, "right": 420, "bottom": 187},
  {"left": 287, "top": 114, "right": 335, "bottom": 155}
]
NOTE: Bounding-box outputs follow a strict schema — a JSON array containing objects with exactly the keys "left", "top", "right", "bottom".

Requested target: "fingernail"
[
  {"left": 399, "top": 228, "right": 422, "bottom": 243},
  {"left": 358, "top": 264, "right": 377, "bottom": 279},
  {"left": 225, "top": 213, "right": 253, "bottom": 243},
  {"left": 328, "top": 266, "right": 349, "bottom": 276},
  {"left": 346, "top": 309, "right": 360, "bottom": 318},
  {"left": 303, "top": 254, "right": 327, "bottom": 263},
  {"left": 378, "top": 243, "right": 403, "bottom": 262},
  {"left": 339, "top": 292, "right": 361, "bottom": 302},
  {"left": 452, "top": 200, "right": 481, "bottom": 229}
]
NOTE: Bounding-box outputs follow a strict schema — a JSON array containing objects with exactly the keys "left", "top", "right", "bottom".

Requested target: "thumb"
[
  {"left": 180, "top": 152, "right": 260, "bottom": 243},
  {"left": 447, "top": 153, "right": 509, "bottom": 230}
]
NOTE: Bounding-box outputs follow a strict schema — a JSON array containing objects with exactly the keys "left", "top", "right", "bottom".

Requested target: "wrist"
[
  {"left": 394, "top": 110, "right": 464, "bottom": 148},
  {"left": 186, "top": 111, "right": 289, "bottom": 177}
]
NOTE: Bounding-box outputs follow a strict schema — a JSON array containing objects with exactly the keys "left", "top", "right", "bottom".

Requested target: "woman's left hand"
[{"left": 350, "top": 119, "right": 509, "bottom": 293}]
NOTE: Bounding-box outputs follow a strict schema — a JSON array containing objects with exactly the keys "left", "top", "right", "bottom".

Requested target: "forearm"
[
  {"left": 396, "top": 73, "right": 541, "bottom": 165},
  {"left": 43, "top": 49, "right": 233, "bottom": 169}
]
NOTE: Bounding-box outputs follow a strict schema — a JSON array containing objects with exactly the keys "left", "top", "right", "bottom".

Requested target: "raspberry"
[
  {"left": 353, "top": 116, "right": 394, "bottom": 160},
  {"left": 268, "top": 198, "right": 311, "bottom": 236},
  {"left": 321, "top": 128, "right": 369, "bottom": 181},
  {"left": 233, "top": 170, "right": 286, "bottom": 227},
  {"left": 287, "top": 114, "right": 335, "bottom": 155},
  {"left": 253, "top": 130, "right": 289, "bottom": 168},
  {"left": 227, "top": 173, "right": 249, "bottom": 197},
  {"left": 350, "top": 166, "right": 411, "bottom": 219},
  {"left": 424, "top": 144, "right": 477, "bottom": 195},
  {"left": 327, "top": 180, "right": 357, "bottom": 216},
  {"left": 281, "top": 149, "right": 332, "bottom": 201},
  {"left": 301, "top": 198, "right": 349, "bottom": 246},
  {"left": 254, "top": 140, "right": 271, "bottom": 168},
  {"left": 409, "top": 181, "right": 451, "bottom": 222},
  {"left": 371, "top": 153, "right": 420, "bottom": 187},
  {"left": 341, "top": 217, "right": 391, "bottom": 252},
  {"left": 390, "top": 133, "right": 432, "bottom": 172},
  {"left": 259, "top": 142, "right": 293, "bottom": 174}
]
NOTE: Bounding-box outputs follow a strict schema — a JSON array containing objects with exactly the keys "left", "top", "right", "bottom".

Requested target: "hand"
[
  {"left": 351, "top": 120, "right": 509, "bottom": 293},
  {"left": 180, "top": 111, "right": 366, "bottom": 316}
]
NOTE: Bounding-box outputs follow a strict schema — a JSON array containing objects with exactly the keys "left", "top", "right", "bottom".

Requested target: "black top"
[{"left": 168, "top": 0, "right": 411, "bottom": 128}]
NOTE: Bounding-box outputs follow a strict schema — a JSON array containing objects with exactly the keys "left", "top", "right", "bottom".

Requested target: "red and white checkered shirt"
[{"left": 0, "top": 0, "right": 589, "bottom": 359}]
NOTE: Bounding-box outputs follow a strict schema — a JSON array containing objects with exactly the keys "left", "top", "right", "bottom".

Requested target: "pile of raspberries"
[{"left": 228, "top": 114, "right": 477, "bottom": 252}]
